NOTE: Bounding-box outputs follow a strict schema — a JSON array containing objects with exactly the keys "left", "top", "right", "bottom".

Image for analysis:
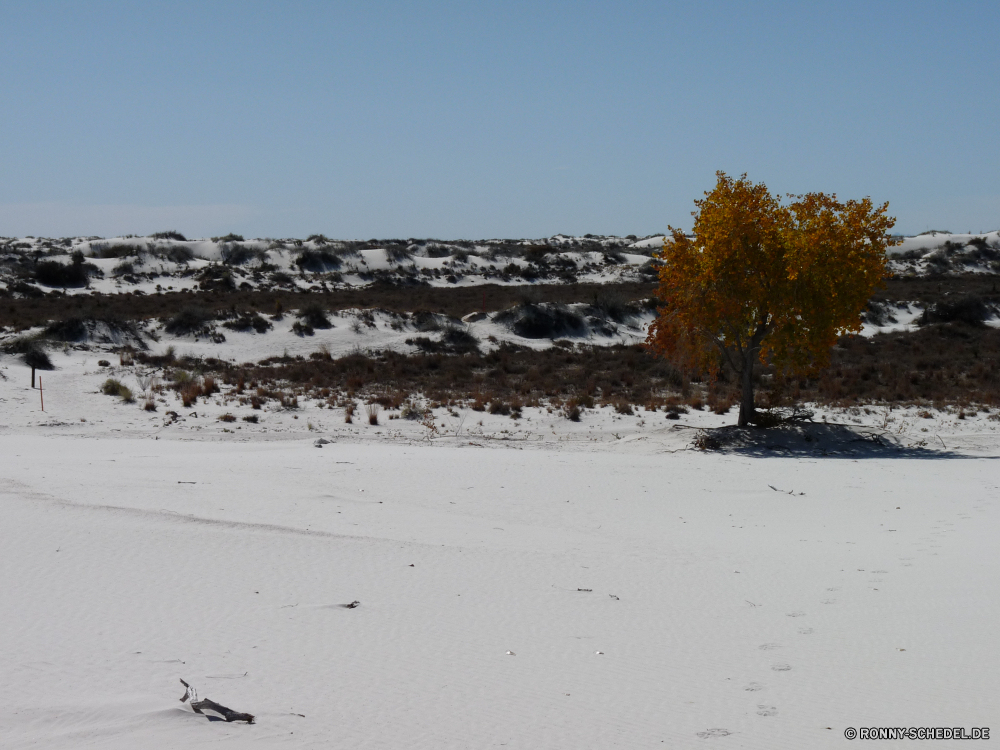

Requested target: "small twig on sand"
[{"left": 768, "top": 485, "right": 804, "bottom": 496}]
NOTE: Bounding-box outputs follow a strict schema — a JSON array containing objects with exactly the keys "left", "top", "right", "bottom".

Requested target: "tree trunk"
[
  {"left": 736, "top": 326, "right": 766, "bottom": 427},
  {"left": 737, "top": 350, "right": 756, "bottom": 427}
]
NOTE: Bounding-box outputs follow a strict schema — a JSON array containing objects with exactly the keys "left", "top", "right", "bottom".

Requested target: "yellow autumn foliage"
[{"left": 646, "top": 172, "right": 897, "bottom": 425}]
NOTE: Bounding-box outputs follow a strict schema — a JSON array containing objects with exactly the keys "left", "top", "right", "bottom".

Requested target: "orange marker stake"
[{"left": 39, "top": 376, "right": 44, "bottom": 411}]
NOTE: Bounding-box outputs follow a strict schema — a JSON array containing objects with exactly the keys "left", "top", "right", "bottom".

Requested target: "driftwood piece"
[{"left": 179, "top": 679, "right": 255, "bottom": 724}]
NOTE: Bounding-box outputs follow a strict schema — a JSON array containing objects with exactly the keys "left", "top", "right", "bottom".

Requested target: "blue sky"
[{"left": 2, "top": 1, "right": 998, "bottom": 239}]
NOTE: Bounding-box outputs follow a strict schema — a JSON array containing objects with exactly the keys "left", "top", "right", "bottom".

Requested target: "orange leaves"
[{"left": 647, "top": 172, "right": 896, "bottom": 379}]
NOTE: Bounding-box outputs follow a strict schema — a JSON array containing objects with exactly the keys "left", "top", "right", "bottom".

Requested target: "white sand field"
[
  {"left": 2, "top": 348, "right": 999, "bottom": 747},
  {"left": 1, "top": 414, "right": 998, "bottom": 747}
]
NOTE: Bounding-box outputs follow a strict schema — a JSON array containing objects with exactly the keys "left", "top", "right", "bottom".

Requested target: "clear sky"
[{"left": 2, "top": 0, "right": 998, "bottom": 239}]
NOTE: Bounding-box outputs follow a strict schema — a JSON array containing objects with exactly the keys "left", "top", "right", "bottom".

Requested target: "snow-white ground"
[{"left": 2, "top": 350, "right": 1000, "bottom": 748}]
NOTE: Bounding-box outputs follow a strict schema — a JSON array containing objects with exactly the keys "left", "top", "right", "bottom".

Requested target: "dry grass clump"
[{"left": 101, "top": 378, "right": 134, "bottom": 402}]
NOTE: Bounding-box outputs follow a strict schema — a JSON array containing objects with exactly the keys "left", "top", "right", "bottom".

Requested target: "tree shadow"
[{"left": 694, "top": 422, "right": 985, "bottom": 459}]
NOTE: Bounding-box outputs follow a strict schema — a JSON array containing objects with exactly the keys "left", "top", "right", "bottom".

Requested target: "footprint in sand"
[
  {"left": 826, "top": 586, "right": 840, "bottom": 591},
  {"left": 786, "top": 611, "right": 806, "bottom": 617},
  {"left": 798, "top": 627, "right": 814, "bottom": 634},
  {"left": 757, "top": 705, "right": 778, "bottom": 717},
  {"left": 696, "top": 729, "right": 733, "bottom": 738},
  {"left": 771, "top": 663, "right": 792, "bottom": 671},
  {"left": 821, "top": 599, "right": 837, "bottom": 604},
  {"left": 758, "top": 643, "right": 781, "bottom": 651},
  {"left": 744, "top": 682, "right": 764, "bottom": 692}
]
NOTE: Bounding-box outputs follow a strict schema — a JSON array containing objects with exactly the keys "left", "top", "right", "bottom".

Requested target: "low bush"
[
  {"left": 43, "top": 318, "right": 88, "bottom": 342},
  {"left": 495, "top": 303, "right": 586, "bottom": 339},
  {"left": 221, "top": 244, "right": 263, "bottom": 266},
  {"left": 151, "top": 230, "right": 187, "bottom": 241},
  {"left": 920, "top": 296, "right": 989, "bottom": 326},
  {"left": 294, "top": 249, "right": 342, "bottom": 273},
  {"left": 162, "top": 245, "right": 194, "bottom": 263},
  {"left": 406, "top": 327, "right": 479, "bottom": 354},
  {"left": 297, "top": 303, "right": 332, "bottom": 329},
  {"left": 101, "top": 378, "right": 134, "bottom": 402},
  {"left": 222, "top": 312, "right": 272, "bottom": 333},
  {"left": 386, "top": 246, "right": 413, "bottom": 264},
  {"left": 35, "top": 258, "right": 89, "bottom": 287},
  {"left": 400, "top": 399, "right": 425, "bottom": 420},
  {"left": 164, "top": 308, "right": 213, "bottom": 335},
  {"left": 112, "top": 260, "right": 135, "bottom": 277}
]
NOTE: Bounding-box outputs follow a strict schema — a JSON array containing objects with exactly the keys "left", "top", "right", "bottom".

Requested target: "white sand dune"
[{"left": 1, "top": 426, "right": 998, "bottom": 748}]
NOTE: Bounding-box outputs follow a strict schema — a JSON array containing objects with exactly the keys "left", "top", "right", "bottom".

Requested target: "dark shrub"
[
  {"left": 590, "top": 288, "right": 634, "bottom": 322},
  {"left": 197, "top": 266, "right": 235, "bottom": 291},
  {"left": 163, "top": 245, "right": 194, "bottom": 263},
  {"left": 9, "top": 281, "right": 45, "bottom": 298},
  {"left": 221, "top": 244, "right": 262, "bottom": 266},
  {"left": 222, "top": 312, "right": 273, "bottom": 333},
  {"left": 495, "top": 303, "right": 586, "bottom": 339},
  {"left": 488, "top": 400, "right": 510, "bottom": 415},
  {"left": 406, "top": 327, "right": 479, "bottom": 354},
  {"left": 114, "top": 260, "right": 138, "bottom": 278},
  {"left": 440, "top": 327, "right": 479, "bottom": 353},
  {"left": 920, "top": 296, "right": 989, "bottom": 326},
  {"left": 44, "top": 317, "right": 87, "bottom": 341},
  {"left": 151, "top": 230, "right": 187, "bottom": 241},
  {"left": 411, "top": 311, "right": 443, "bottom": 332},
  {"left": 35, "top": 257, "right": 89, "bottom": 287},
  {"left": 164, "top": 308, "right": 213, "bottom": 335},
  {"left": 212, "top": 233, "right": 245, "bottom": 242},
  {"left": 295, "top": 249, "right": 342, "bottom": 273},
  {"left": 386, "top": 246, "right": 413, "bottom": 264},
  {"left": 297, "top": 303, "right": 332, "bottom": 329}
]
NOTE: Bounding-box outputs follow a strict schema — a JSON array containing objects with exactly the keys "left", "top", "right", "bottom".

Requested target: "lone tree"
[
  {"left": 24, "top": 347, "right": 54, "bottom": 388},
  {"left": 647, "top": 172, "right": 896, "bottom": 427}
]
